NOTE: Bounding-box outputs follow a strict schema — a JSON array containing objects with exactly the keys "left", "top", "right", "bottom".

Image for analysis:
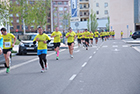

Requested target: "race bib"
[{"left": 5, "top": 42, "right": 11, "bottom": 48}]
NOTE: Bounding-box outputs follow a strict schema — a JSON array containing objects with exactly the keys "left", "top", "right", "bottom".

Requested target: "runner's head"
[
  {"left": 38, "top": 27, "right": 43, "bottom": 35},
  {"left": 77, "top": 30, "right": 79, "bottom": 33},
  {"left": 55, "top": 27, "right": 59, "bottom": 32},
  {"left": 95, "top": 30, "right": 97, "bottom": 32},
  {"left": 68, "top": 27, "right": 72, "bottom": 32},
  {"left": 0, "top": 28, "right": 7, "bottom": 35},
  {"left": 85, "top": 29, "right": 87, "bottom": 32}
]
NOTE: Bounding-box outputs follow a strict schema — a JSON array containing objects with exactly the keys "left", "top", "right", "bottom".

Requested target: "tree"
[
  {"left": 106, "top": 16, "right": 110, "bottom": 31},
  {"left": 63, "top": 12, "right": 70, "bottom": 31},
  {"left": 87, "top": 9, "right": 98, "bottom": 32}
]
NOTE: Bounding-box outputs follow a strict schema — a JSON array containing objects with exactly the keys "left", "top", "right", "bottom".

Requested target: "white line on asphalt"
[
  {"left": 122, "top": 45, "right": 129, "bottom": 47},
  {"left": 82, "top": 62, "right": 87, "bottom": 67},
  {"left": 0, "top": 49, "right": 66, "bottom": 74},
  {"left": 89, "top": 56, "right": 92, "bottom": 59},
  {"left": 113, "top": 45, "right": 118, "bottom": 47},
  {"left": 133, "top": 47, "right": 140, "bottom": 53},
  {"left": 74, "top": 50, "right": 80, "bottom": 53},
  {"left": 102, "top": 45, "right": 108, "bottom": 48},
  {"left": 92, "top": 46, "right": 97, "bottom": 48},
  {"left": 93, "top": 52, "right": 96, "bottom": 54},
  {"left": 74, "top": 46, "right": 78, "bottom": 49},
  {"left": 69, "top": 74, "right": 77, "bottom": 81},
  {"left": 96, "top": 48, "right": 99, "bottom": 50}
]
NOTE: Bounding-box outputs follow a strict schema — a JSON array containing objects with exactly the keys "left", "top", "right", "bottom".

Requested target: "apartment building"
[{"left": 52, "top": 0, "right": 70, "bottom": 31}]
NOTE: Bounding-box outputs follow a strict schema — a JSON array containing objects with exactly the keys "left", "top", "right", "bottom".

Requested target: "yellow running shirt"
[
  {"left": 33, "top": 33, "right": 50, "bottom": 50},
  {"left": 121, "top": 32, "right": 123, "bottom": 35},
  {"left": 51, "top": 31, "right": 62, "bottom": 43},
  {"left": 66, "top": 31, "right": 76, "bottom": 43},
  {"left": 94, "top": 31, "right": 99, "bottom": 38},
  {"left": 76, "top": 33, "right": 82, "bottom": 39},
  {"left": 2, "top": 33, "right": 15, "bottom": 49},
  {"left": 84, "top": 31, "right": 90, "bottom": 39},
  {"left": 90, "top": 33, "right": 94, "bottom": 38}
]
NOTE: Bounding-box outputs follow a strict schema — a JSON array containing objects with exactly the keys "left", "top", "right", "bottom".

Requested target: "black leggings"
[{"left": 38, "top": 54, "right": 47, "bottom": 69}]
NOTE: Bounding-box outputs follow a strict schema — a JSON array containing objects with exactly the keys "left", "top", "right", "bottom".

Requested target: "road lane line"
[
  {"left": 89, "top": 56, "right": 92, "bottom": 59},
  {"left": 82, "top": 62, "right": 87, "bottom": 67},
  {"left": 0, "top": 49, "right": 66, "bottom": 74},
  {"left": 102, "top": 45, "right": 108, "bottom": 48},
  {"left": 122, "top": 45, "right": 129, "bottom": 47},
  {"left": 133, "top": 47, "right": 140, "bottom": 53},
  {"left": 74, "top": 50, "right": 80, "bottom": 53},
  {"left": 113, "top": 45, "right": 118, "bottom": 47},
  {"left": 69, "top": 74, "right": 77, "bottom": 81},
  {"left": 93, "top": 52, "right": 96, "bottom": 54}
]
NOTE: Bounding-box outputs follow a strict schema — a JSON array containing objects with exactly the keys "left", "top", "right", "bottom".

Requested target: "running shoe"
[
  {"left": 56, "top": 57, "right": 59, "bottom": 60},
  {"left": 41, "top": 69, "right": 45, "bottom": 73},
  {"left": 70, "top": 55, "right": 73, "bottom": 58},
  {"left": 86, "top": 48, "right": 88, "bottom": 50},
  {"left": 6, "top": 68, "right": 10, "bottom": 73}
]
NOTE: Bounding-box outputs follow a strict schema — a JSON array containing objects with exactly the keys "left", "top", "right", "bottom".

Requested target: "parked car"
[
  {"left": 18, "top": 33, "right": 54, "bottom": 55},
  {"left": 132, "top": 31, "right": 140, "bottom": 40},
  {"left": 0, "top": 53, "right": 12, "bottom": 67}
]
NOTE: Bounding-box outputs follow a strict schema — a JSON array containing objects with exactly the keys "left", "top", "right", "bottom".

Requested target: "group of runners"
[{"left": 0, "top": 27, "right": 116, "bottom": 73}]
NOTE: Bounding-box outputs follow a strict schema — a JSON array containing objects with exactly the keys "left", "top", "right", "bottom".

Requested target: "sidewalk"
[{"left": 122, "top": 38, "right": 140, "bottom": 44}]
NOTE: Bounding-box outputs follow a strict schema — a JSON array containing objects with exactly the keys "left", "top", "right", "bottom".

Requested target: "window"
[
  {"left": 105, "top": 10, "right": 108, "bottom": 14},
  {"left": 80, "top": 4, "right": 82, "bottom": 9},
  {"left": 17, "top": 25, "right": 20, "bottom": 29},
  {"left": 64, "top": 2, "right": 67, "bottom": 5},
  {"left": 16, "top": 14, "right": 19, "bottom": 17},
  {"left": 9, "top": 14, "right": 13, "bottom": 17},
  {"left": 104, "top": 3, "right": 108, "bottom": 8},
  {"left": 59, "top": 13, "right": 63, "bottom": 17},
  {"left": 10, "top": 26, "right": 14, "bottom": 30},
  {"left": 80, "top": 19, "right": 82, "bottom": 21},
  {"left": 96, "top": 11, "right": 99, "bottom": 15},
  {"left": 58, "top": 2, "right": 62, "bottom": 5},
  {"left": 48, "top": 19, "right": 50, "bottom": 22},
  {"left": 80, "top": 11, "right": 82, "bottom": 16},
  {"left": 84, "top": 19, "right": 87, "bottom": 21},
  {"left": 64, "top": 7, "right": 67, "bottom": 11},
  {"left": 16, "top": 19, "right": 19, "bottom": 23},
  {"left": 25, "top": 26, "right": 28, "bottom": 30},
  {"left": 59, "top": 7, "right": 63, "bottom": 11},
  {"left": 84, "top": 4, "right": 86, "bottom": 8},
  {"left": 84, "top": 12, "right": 86, "bottom": 15},
  {"left": 53, "top": 2, "right": 56, "bottom": 5},
  {"left": 96, "top": 3, "right": 99, "bottom": 7}
]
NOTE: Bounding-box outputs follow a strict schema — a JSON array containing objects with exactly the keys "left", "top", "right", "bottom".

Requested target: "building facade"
[
  {"left": 109, "top": 0, "right": 135, "bottom": 39},
  {"left": 52, "top": 0, "right": 70, "bottom": 31},
  {"left": 89, "top": 0, "right": 109, "bottom": 19}
]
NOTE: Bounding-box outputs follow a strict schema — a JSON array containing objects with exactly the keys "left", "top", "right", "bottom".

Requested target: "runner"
[
  {"left": 94, "top": 30, "right": 99, "bottom": 45},
  {"left": 76, "top": 30, "right": 82, "bottom": 47},
  {"left": 100, "top": 30, "right": 104, "bottom": 42},
  {"left": 1, "top": 28, "right": 16, "bottom": 73},
  {"left": 112, "top": 30, "right": 115, "bottom": 40},
  {"left": 121, "top": 31, "right": 123, "bottom": 39},
  {"left": 81, "top": 31, "right": 85, "bottom": 47},
  {"left": 106, "top": 31, "right": 110, "bottom": 40},
  {"left": 89, "top": 31, "right": 94, "bottom": 46},
  {"left": 130, "top": 31, "right": 133, "bottom": 37},
  {"left": 51, "top": 27, "right": 62, "bottom": 60},
  {"left": 84, "top": 29, "right": 90, "bottom": 50},
  {"left": 33, "top": 27, "right": 51, "bottom": 73},
  {"left": 66, "top": 27, "right": 76, "bottom": 58},
  {"left": 0, "top": 33, "right": 3, "bottom": 54}
]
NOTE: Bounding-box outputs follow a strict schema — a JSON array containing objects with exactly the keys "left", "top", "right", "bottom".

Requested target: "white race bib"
[{"left": 5, "top": 42, "right": 11, "bottom": 48}]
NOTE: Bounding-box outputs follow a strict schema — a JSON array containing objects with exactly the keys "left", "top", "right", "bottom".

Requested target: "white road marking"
[
  {"left": 74, "top": 50, "right": 80, "bottom": 53},
  {"left": 113, "top": 45, "right": 118, "bottom": 47},
  {"left": 133, "top": 47, "right": 140, "bottom": 53},
  {"left": 114, "top": 49, "right": 119, "bottom": 51},
  {"left": 69, "top": 74, "right": 77, "bottom": 81},
  {"left": 102, "top": 45, "right": 108, "bottom": 48},
  {"left": 82, "top": 62, "right": 87, "bottom": 67},
  {"left": 74, "top": 46, "right": 78, "bottom": 49},
  {"left": 92, "top": 46, "right": 97, "bottom": 48},
  {"left": 89, "top": 56, "right": 92, "bottom": 59},
  {"left": 0, "top": 49, "right": 66, "bottom": 74},
  {"left": 93, "top": 52, "right": 96, "bottom": 54},
  {"left": 96, "top": 48, "right": 99, "bottom": 50},
  {"left": 122, "top": 45, "right": 129, "bottom": 47}
]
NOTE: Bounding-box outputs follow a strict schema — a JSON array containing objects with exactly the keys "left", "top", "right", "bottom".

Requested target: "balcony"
[
  {"left": 80, "top": 14, "right": 89, "bottom": 18},
  {"left": 79, "top": 7, "right": 89, "bottom": 11}
]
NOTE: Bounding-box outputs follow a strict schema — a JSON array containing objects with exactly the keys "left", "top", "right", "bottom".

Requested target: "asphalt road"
[{"left": 0, "top": 39, "right": 140, "bottom": 94}]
